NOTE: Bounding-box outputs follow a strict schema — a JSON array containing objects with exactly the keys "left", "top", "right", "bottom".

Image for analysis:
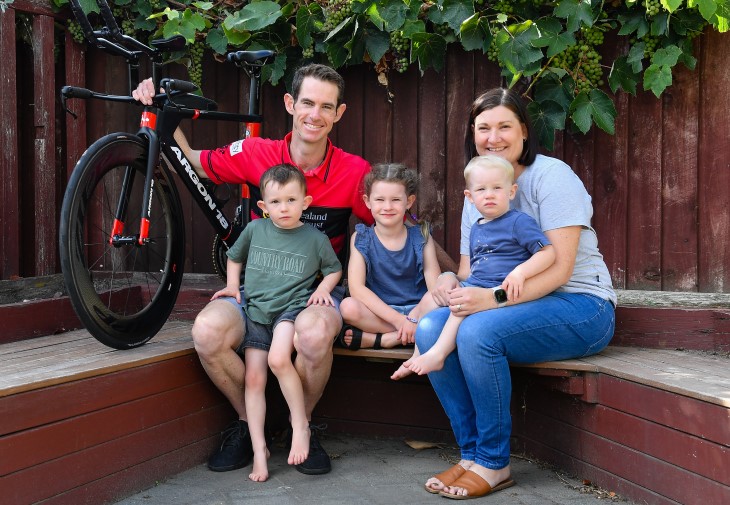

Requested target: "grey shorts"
[{"left": 221, "top": 285, "right": 347, "bottom": 354}]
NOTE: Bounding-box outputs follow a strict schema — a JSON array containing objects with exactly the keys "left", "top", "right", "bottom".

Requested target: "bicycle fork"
[{"left": 109, "top": 110, "right": 159, "bottom": 247}]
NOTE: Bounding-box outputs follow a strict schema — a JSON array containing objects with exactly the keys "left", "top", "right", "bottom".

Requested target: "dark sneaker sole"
[
  {"left": 207, "top": 454, "right": 253, "bottom": 472},
  {"left": 295, "top": 462, "right": 332, "bottom": 475}
]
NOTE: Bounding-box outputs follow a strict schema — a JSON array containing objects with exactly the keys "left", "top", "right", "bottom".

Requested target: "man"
[{"left": 134, "top": 64, "right": 373, "bottom": 475}]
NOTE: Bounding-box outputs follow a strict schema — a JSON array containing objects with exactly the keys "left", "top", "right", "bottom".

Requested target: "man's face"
[{"left": 285, "top": 77, "right": 346, "bottom": 145}]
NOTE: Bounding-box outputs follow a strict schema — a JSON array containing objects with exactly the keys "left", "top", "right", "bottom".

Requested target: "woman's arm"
[{"left": 451, "top": 226, "right": 580, "bottom": 314}]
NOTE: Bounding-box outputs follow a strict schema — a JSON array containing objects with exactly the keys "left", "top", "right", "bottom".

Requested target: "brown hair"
[
  {"left": 259, "top": 164, "right": 307, "bottom": 198},
  {"left": 291, "top": 63, "right": 345, "bottom": 106},
  {"left": 463, "top": 88, "right": 538, "bottom": 167}
]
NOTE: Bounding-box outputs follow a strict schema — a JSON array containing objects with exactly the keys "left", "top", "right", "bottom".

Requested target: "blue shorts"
[
  {"left": 221, "top": 285, "right": 347, "bottom": 354},
  {"left": 389, "top": 303, "right": 417, "bottom": 315}
]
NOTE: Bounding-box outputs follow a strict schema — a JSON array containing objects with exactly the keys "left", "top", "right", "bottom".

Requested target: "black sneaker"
[
  {"left": 207, "top": 420, "right": 254, "bottom": 472},
  {"left": 295, "top": 423, "right": 332, "bottom": 475}
]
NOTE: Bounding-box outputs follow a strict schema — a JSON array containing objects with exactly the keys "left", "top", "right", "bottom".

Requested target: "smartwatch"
[{"left": 492, "top": 286, "right": 508, "bottom": 307}]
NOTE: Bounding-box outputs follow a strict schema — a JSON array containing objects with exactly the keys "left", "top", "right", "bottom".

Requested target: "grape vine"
[{"left": 56, "top": 0, "right": 726, "bottom": 145}]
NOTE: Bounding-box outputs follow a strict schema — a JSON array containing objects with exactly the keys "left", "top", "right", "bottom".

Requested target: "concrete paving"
[{"left": 115, "top": 432, "right": 633, "bottom": 505}]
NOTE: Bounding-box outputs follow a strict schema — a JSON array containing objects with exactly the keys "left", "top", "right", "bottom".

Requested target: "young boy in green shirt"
[{"left": 211, "top": 164, "right": 342, "bottom": 482}]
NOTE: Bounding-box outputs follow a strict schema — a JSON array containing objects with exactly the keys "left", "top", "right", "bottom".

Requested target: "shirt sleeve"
[
  {"left": 319, "top": 236, "right": 343, "bottom": 277},
  {"left": 199, "top": 139, "right": 251, "bottom": 185},
  {"left": 513, "top": 213, "right": 552, "bottom": 255}
]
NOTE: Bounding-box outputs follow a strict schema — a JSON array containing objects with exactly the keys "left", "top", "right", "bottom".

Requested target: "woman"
[{"left": 417, "top": 88, "right": 616, "bottom": 499}]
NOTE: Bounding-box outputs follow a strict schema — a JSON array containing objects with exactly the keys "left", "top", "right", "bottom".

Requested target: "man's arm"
[{"left": 133, "top": 78, "right": 207, "bottom": 178}]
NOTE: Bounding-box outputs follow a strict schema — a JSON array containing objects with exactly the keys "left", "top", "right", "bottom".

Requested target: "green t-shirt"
[{"left": 227, "top": 218, "right": 342, "bottom": 324}]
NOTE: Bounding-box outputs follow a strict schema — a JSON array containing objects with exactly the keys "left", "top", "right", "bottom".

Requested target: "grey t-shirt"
[{"left": 461, "top": 154, "right": 616, "bottom": 305}]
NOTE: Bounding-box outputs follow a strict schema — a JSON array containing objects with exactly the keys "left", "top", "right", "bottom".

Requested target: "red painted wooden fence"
[{"left": 1, "top": 2, "right": 728, "bottom": 292}]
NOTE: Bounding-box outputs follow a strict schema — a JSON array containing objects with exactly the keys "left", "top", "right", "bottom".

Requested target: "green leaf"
[
  {"left": 660, "top": 0, "right": 683, "bottom": 11},
  {"left": 650, "top": 12, "right": 670, "bottom": 36},
  {"left": 261, "top": 54, "right": 287, "bottom": 86},
  {"left": 670, "top": 7, "right": 708, "bottom": 35},
  {"left": 379, "top": 0, "right": 409, "bottom": 31},
  {"left": 555, "top": 0, "right": 594, "bottom": 32},
  {"left": 697, "top": 0, "right": 718, "bottom": 21},
  {"left": 676, "top": 38, "right": 698, "bottom": 70},
  {"left": 569, "top": 89, "right": 617, "bottom": 134},
  {"left": 643, "top": 63, "right": 672, "bottom": 97},
  {"left": 496, "top": 23, "right": 543, "bottom": 76},
  {"left": 365, "top": 2, "right": 385, "bottom": 31},
  {"left": 608, "top": 56, "right": 639, "bottom": 95},
  {"left": 627, "top": 42, "right": 646, "bottom": 73},
  {"left": 411, "top": 32, "right": 447, "bottom": 74},
  {"left": 401, "top": 19, "right": 426, "bottom": 39},
  {"left": 437, "top": 0, "right": 475, "bottom": 32},
  {"left": 364, "top": 25, "right": 390, "bottom": 63},
  {"left": 709, "top": 0, "right": 729, "bottom": 31},
  {"left": 618, "top": 12, "right": 650, "bottom": 38},
  {"left": 206, "top": 27, "right": 228, "bottom": 54},
  {"left": 224, "top": 1, "right": 282, "bottom": 32},
  {"left": 460, "top": 14, "right": 491, "bottom": 52},
  {"left": 192, "top": 2, "right": 214, "bottom": 10},
  {"left": 296, "top": 3, "right": 323, "bottom": 49},
  {"left": 533, "top": 17, "right": 576, "bottom": 58},
  {"left": 221, "top": 20, "right": 250, "bottom": 46},
  {"left": 535, "top": 72, "right": 575, "bottom": 110},
  {"left": 651, "top": 45, "right": 681, "bottom": 66},
  {"left": 528, "top": 99, "right": 567, "bottom": 151}
]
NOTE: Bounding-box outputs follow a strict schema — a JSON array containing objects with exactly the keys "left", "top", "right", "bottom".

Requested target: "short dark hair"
[
  {"left": 463, "top": 88, "right": 538, "bottom": 167},
  {"left": 291, "top": 63, "right": 345, "bottom": 106},
  {"left": 259, "top": 164, "right": 307, "bottom": 198}
]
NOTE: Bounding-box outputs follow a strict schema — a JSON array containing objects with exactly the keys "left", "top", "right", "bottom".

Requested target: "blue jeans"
[{"left": 415, "top": 291, "right": 615, "bottom": 469}]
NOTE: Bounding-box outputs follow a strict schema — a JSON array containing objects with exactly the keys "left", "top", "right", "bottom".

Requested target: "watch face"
[{"left": 494, "top": 288, "right": 508, "bottom": 304}]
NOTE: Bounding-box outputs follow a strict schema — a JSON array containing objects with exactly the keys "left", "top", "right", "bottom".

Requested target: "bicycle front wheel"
[{"left": 59, "top": 133, "right": 186, "bottom": 349}]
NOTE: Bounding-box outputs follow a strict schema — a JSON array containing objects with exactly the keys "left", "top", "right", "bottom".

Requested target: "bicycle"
[{"left": 59, "top": 0, "right": 273, "bottom": 349}]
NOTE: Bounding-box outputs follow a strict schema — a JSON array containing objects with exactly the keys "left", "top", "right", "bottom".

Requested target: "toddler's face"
[
  {"left": 364, "top": 181, "right": 415, "bottom": 226},
  {"left": 258, "top": 181, "right": 311, "bottom": 229},
  {"left": 464, "top": 166, "right": 516, "bottom": 221}
]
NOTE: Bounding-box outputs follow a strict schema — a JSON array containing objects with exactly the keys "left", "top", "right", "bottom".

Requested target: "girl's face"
[
  {"left": 464, "top": 165, "right": 516, "bottom": 221},
  {"left": 472, "top": 105, "right": 528, "bottom": 169},
  {"left": 364, "top": 181, "right": 416, "bottom": 227}
]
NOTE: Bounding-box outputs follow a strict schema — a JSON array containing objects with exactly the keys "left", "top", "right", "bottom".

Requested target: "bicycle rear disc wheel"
[{"left": 59, "top": 134, "right": 185, "bottom": 349}]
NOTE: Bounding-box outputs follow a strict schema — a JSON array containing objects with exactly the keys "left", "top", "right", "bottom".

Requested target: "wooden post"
[
  {"left": 31, "top": 14, "right": 57, "bottom": 276},
  {"left": 0, "top": 8, "right": 21, "bottom": 279}
]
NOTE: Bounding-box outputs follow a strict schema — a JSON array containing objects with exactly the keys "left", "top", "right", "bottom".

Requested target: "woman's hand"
[
  {"left": 448, "top": 285, "right": 492, "bottom": 315},
  {"left": 431, "top": 273, "right": 459, "bottom": 306}
]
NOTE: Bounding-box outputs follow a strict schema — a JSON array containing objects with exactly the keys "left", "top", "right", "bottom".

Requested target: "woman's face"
[{"left": 472, "top": 105, "right": 528, "bottom": 168}]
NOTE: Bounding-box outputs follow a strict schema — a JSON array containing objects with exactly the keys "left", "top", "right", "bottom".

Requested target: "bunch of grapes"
[
  {"left": 302, "top": 44, "right": 315, "bottom": 59},
  {"left": 67, "top": 20, "right": 86, "bottom": 44},
  {"left": 149, "top": 0, "right": 162, "bottom": 9},
  {"left": 487, "top": 36, "right": 501, "bottom": 64},
  {"left": 643, "top": 0, "right": 662, "bottom": 17},
  {"left": 582, "top": 26, "right": 604, "bottom": 46},
  {"left": 553, "top": 44, "right": 604, "bottom": 94},
  {"left": 390, "top": 30, "right": 410, "bottom": 73},
  {"left": 188, "top": 41, "right": 204, "bottom": 89},
  {"left": 321, "top": 0, "right": 354, "bottom": 32},
  {"left": 433, "top": 23, "right": 451, "bottom": 37},
  {"left": 631, "top": 34, "right": 660, "bottom": 58},
  {"left": 492, "top": 0, "right": 514, "bottom": 15}
]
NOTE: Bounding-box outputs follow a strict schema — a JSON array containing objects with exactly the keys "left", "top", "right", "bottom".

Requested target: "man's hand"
[{"left": 132, "top": 77, "right": 157, "bottom": 106}]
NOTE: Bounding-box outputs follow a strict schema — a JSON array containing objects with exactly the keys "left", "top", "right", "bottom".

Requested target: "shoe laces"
[{"left": 219, "top": 421, "right": 244, "bottom": 449}]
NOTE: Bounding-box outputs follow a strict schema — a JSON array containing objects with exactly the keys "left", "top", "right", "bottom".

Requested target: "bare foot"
[
  {"left": 390, "top": 362, "right": 414, "bottom": 380},
  {"left": 288, "top": 424, "right": 310, "bottom": 465},
  {"left": 248, "top": 446, "right": 271, "bottom": 482},
  {"left": 425, "top": 460, "right": 473, "bottom": 493},
  {"left": 407, "top": 350, "right": 445, "bottom": 375},
  {"left": 343, "top": 329, "right": 401, "bottom": 349},
  {"left": 441, "top": 463, "right": 512, "bottom": 497}
]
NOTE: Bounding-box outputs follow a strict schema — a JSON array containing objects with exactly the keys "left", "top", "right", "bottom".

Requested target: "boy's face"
[
  {"left": 284, "top": 77, "right": 346, "bottom": 146},
  {"left": 464, "top": 166, "right": 516, "bottom": 221},
  {"left": 257, "top": 180, "right": 312, "bottom": 229}
]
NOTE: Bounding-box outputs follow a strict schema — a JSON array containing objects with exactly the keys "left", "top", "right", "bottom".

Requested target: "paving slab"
[{"left": 115, "top": 433, "right": 634, "bottom": 505}]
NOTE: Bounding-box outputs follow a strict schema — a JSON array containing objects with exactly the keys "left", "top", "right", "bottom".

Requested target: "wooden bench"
[{"left": 1, "top": 277, "right": 728, "bottom": 505}]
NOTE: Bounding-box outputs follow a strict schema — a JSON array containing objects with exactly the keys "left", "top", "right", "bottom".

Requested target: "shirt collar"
[{"left": 282, "top": 132, "right": 334, "bottom": 182}]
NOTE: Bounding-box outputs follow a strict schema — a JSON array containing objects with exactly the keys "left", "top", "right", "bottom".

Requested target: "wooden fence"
[{"left": 1, "top": 1, "right": 728, "bottom": 292}]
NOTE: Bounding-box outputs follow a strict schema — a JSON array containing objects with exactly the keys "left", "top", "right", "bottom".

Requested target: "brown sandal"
[
  {"left": 439, "top": 470, "right": 515, "bottom": 500},
  {"left": 424, "top": 463, "right": 467, "bottom": 494}
]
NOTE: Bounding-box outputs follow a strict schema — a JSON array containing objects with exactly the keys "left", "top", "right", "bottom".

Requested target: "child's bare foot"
[
  {"left": 248, "top": 446, "right": 270, "bottom": 482},
  {"left": 407, "top": 350, "right": 445, "bottom": 375},
  {"left": 288, "top": 424, "right": 310, "bottom": 465},
  {"left": 391, "top": 360, "right": 414, "bottom": 380}
]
